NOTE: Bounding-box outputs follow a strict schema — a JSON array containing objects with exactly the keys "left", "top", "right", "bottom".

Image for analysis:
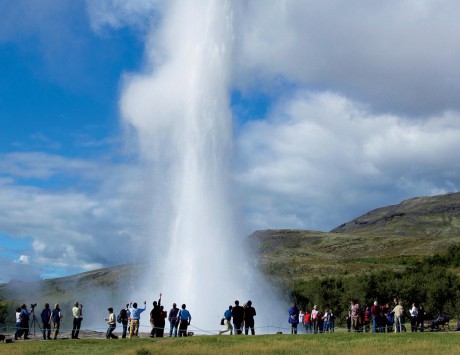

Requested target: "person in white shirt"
[
  {"left": 299, "top": 309, "right": 304, "bottom": 332},
  {"left": 105, "top": 308, "right": 119, "bottom": 339},
  {"left": 410, "top": 303, "right": 418, "bottom": 332},
  {"left": 71, "top": 302, "right": 83, "bottom": 339}
]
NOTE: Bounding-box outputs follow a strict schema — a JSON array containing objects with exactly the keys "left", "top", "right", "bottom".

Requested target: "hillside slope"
[{"left": 251, "top": 192, "right": 460, "bottom": 283}]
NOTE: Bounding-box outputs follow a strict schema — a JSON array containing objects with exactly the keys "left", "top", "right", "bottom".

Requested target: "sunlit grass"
[{"left": 4, "top": 332, "right": 460, "bottom": 355}]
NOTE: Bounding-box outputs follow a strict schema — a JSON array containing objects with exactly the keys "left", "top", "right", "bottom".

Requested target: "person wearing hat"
[{"left": 105, "top": 308, "right": 118, "bottom": 339}]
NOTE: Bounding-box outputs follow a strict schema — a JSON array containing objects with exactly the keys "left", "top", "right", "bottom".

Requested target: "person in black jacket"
[
  {"left": 232, "top": 300, "right": 244, "bottom": 335},
  {"left": 150, "top": 293, "right": 162, "bottom": 337},
  {"left": 244, "top": 301, "right": 256, "bottom": 335}
]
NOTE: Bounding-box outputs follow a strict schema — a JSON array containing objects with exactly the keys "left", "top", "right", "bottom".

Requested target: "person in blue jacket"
[{"left": 288, "top": 303, "right": 300, "bottom": 334}]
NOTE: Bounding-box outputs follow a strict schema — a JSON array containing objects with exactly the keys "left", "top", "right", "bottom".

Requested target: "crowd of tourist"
[
  {"left": 11, "top": 294, "right": 453, "bottom": 341},
  {"left": 12, "top": 293, "right": 193, "bottom": 341},
  {"left": 288, "top": 296, "right": 452, "bottom": 334}
]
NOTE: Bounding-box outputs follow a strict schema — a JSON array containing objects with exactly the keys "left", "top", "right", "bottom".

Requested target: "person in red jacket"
[
  {"left": 370, "top": 301, "right": 380, "bottom": 333},
  {"left": 303, "top": 309, "right": 312, "bottom": 334}
]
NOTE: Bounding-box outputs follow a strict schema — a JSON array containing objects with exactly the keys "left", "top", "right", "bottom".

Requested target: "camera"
[{"left": 30, "top": 303, "right": 37, "bottom": 309}]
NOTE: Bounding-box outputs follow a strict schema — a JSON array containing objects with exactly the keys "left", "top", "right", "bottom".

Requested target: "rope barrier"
[{"left": 1, "top": 322, "right": 436, "bottom": 338}]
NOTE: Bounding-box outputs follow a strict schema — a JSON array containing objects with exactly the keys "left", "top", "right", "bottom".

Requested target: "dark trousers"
[
  {"left": 245, "top": 319, "right": 255, "bottom": 335},
  {"left": 72, "top": 317, "right": 82, "bottom": 338},
  {"left": 234, "top": 320, "right": 243, "bottom": 334},
  {"left": 106, "top": 324, "right": 118, "bottom": 339},
  {"left": 410, "top": 317, "right": 418, "bottom": 332},
  {"left": 42, "top": 322, "right": 51, "bottom": 339},
  {"left": 121, "top": 322, "right": 128, "bottom": 338},
  {"left": 179, "top": 320, "right": 188, "bottom": 337}
]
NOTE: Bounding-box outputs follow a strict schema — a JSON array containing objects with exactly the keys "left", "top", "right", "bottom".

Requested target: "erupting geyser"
[{"left": 121, "top": 0, "right": 282, "bottom": 332}]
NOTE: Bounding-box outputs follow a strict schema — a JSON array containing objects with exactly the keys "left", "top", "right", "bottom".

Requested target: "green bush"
[{"left": 291, "top": 244, "right": 460, "bottom": 322}]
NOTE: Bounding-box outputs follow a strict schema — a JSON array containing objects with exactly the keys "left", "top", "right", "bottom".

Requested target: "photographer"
[
  {"left": 19, "top": 304, "right": 31, "bottom": 340},
  {"left": 71, "top": 302, "right": 83, "bottom": 339}
]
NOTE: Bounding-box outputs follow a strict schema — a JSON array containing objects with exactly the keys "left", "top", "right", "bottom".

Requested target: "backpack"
[{"left": 118, "top": 309, "right": 127, "bottom": 323}]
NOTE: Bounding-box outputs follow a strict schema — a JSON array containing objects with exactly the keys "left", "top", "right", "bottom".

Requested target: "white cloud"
[
  {"left": 235, "top": 91, "right": 460, "bottom": 231},
  {"left": 234, "top": 0, "right": 460, "bottom": 115},
  {"left": 16, "top": 255, "right": 30, "bottom": 264},
  {"left": 85, "top": 0, "right": 161, "bottom": 34},
  {"left": 0, "top": 152, "right": 150, "bottom": 278}
]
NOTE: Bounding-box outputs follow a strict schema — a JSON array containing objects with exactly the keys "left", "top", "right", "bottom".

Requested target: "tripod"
[{"left": 29, "top": 307, "right": 42, "bottom": 336}]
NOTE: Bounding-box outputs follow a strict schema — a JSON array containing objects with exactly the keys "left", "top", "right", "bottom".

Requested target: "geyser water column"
[{"left": 120, "top": 1, "right": 252, "bottom": 330}]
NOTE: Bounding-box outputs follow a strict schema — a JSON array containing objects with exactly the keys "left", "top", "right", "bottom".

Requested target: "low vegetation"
[
  {"left": 291, "top": 244, "right": 460, "bottom": 322},
  {"left": 2, "top": 333, "right": 460, "bottom": 355}
]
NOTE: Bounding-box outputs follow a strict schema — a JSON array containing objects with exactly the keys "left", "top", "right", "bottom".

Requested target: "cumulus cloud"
[
  {"left": 0, "top": 151, "right": 149, "bottom": 279},
  {"left": 85, "top": 0, "right": 161, "bottom": 34},
  {"left": 235, "top": 91, "right": 460, "bottom": 231},
  {"left": 15, "top": 255, "right": 30, "bottom": 264},
  {"left": 234, "top": 0, "right": 460, "bottom": 115}
]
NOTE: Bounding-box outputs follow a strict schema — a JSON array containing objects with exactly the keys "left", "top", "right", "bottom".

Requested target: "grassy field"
[{"left": 3, "top": 333, "right": 460, "bottom": 355}]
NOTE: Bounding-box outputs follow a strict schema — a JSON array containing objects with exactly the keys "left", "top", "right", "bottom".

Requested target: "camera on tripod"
[{"left": 30, "top": 303, "right": 37, "bottom": 310}]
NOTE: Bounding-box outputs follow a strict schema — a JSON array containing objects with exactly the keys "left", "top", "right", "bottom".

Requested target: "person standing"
[
  {"left": 178, "top": 304, "right": 191, "bottom": 337},
  {"left": 311, "top": 305, "right": 318, "bottom": 334},
  {"left": 232, "top": 300, "right": 244, "bottom": 335},
  {"left": 303, "top": 309, "right": 312, "bottom": 334},
  {"left": 393, "top": 301, "right": 404, "bottom": 333},
  {"left": 119, "top": 304, "right": 130, "bottom": 339},
  {"left": 418, "top": 305, "right": 425, "bottom": 332},
  {"left": 219, "top": 305, "right": 233, "bottom": 335},
  {"left": 288, "top": 303, "right": 299, "bottom": 334},
  {"left": 40, "top": 303, "right": 52, "bottom": 340},
  {"left": 150, "top": 293, "right": 162, "bottom": 338},
  {"left": 128, "top": 301, "right": 147, "bottom": 338},
  {"left": 322, "top": 309, "right": 329, "bottom": 333},
  {"left": 71, "top": 302, "right": 83, "bottom": 339},
  {"left": 157, "top": 306, "right": 167, "bottom": 337},
  {"left": 168, "top": 303, "right": 180, "bottom": 337},
  {"left": 14, "top": 307, "right": 22, "bottom": 340},
  {"left": 244, "top": 300, "right": 256, "bottom": 335},
  {"left": 299, "top": 308, "right": 304, "bottom": 331},
  {"left": 410, "top": 303, "right": 418, "bottom": 332},
  {"left": 105, "top": 308, "right": 118, "bottom": 339},
  {"left": 351, "top": 300, "right": 360, "bottom": 331},
  {"left": 19, "top": 304, "right": 31, "bottom": 340},
  {"left": 328, "top": 308, "right": 335, "bottom": 333},
  {"left": 51, "top": 304, "right": 62, "bottom": 340},
  {"left": 370, "top": 301, "right": 380, "bottom": 333}
]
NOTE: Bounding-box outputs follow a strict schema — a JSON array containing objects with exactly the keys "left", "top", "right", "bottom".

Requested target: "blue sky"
[{"left": 1, "top": 0, "right": 460, "bottom": 282}]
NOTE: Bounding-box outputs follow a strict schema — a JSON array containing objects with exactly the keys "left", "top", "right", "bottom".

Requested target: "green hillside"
[{"left": 251, "top": 192, "right": 460, "bottom": 283}]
